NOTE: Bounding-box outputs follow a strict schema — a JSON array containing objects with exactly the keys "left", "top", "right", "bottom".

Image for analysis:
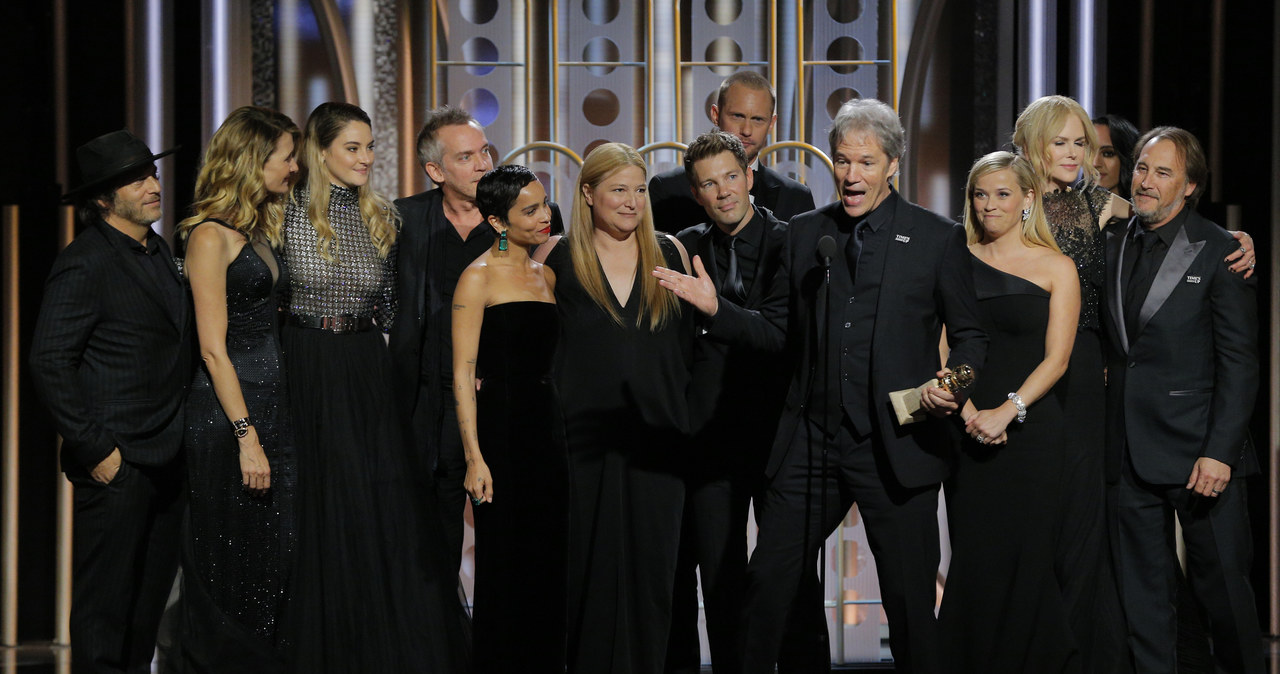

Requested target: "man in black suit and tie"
[
  {"left": 649, "top": 70, "right": 815, "bottom": 234},
  {"left": 656, "top": 98, "right": 986, "bottom": 673},
  {"left": 1103, "top": 127, "right": 1262, "bottom": 674},
  {"left": 664, "top": 130, "right": 790, "bottom": 673},
  {"left": 30, "top": 130, "right": 192, "bottom": 674},
  {"left": 389, "top": 107, "right": 563, "bottom": 574}
]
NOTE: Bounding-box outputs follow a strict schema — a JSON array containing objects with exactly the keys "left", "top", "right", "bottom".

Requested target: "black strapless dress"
[
  {"left": 178, "top": 235, "right": 296, "bottom": 672},
  {"left": 939, "top": 257, "right": 1079, "bottom": 673},
  {"left": 472, "top": 301, "right": 569, "bottom": 672}
]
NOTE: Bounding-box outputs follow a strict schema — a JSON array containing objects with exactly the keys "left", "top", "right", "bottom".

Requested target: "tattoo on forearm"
[{"left": 453, "top": 304, "right": 465, "bottom": 310}]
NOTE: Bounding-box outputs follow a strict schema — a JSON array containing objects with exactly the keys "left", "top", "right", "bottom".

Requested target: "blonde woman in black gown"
[
  {"left": 281, "top": 102, "right": 468, "bottom": 672},
  {"left": 939, "top": 151, "right": 1080, "bottom": 671},
  {"left": 534, "top": 143, "right": 694, "bottom": 674},
  {"left": 452, "top": 165, "right": 567, "bottom": 672},
  {"left": 177, "top": 106, "right": 299, "bottom": 672}
]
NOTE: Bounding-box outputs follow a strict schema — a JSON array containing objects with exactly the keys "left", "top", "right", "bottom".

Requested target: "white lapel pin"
[
  {"left": 895, "top": 234, "right": 910, "bottom": 243},
  {"left": 1185, "top": 276, "right": 1201, "bottom": 283}
]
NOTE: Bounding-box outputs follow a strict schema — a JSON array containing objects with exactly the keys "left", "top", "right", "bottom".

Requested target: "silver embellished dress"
[{"left": 279, "top": 184, "right": 469, "bottom": 672}]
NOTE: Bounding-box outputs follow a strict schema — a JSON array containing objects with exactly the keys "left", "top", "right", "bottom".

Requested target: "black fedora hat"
[{"left": 62, "top": 129, "right": 178, "bottom": 202}]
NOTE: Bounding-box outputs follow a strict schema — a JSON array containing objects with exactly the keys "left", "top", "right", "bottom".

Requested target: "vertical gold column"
[
  {"left": 55, "top": 207, "right": 75, "bottom": 646},
  {"left": 1, "top": 205, "right": 19, "bottom": 646}
]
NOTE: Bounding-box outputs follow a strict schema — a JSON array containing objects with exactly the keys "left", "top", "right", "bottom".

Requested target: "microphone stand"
[{"left": 809, "top": 235, "right": 836, "bottom": 633}]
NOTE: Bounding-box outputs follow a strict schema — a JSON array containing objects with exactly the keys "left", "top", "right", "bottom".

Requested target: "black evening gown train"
[
  {"left": 472, "top": 301, "right": 569, "bottom": 672},
  {"left": 939, "top": 257, "right": 1079, "bottom": 673},
  {"left": 280, "top": 184, "right": 470, "bottom": 673},
  {"left": 544, "top": 237, "right": 693, "bottom": 674},
  {"left": 178, "top": 227, "right": 296, "bottom": 673}
]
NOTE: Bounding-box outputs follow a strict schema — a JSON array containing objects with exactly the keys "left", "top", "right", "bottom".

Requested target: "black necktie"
[
  {"left": 846, "top": 221, "right": 869, "bottom": 283},
  {"left": 1125, "top": 229, "right": 1159, "bottom": 338},
  {"left": 723, "top": 236, "right": 746, "bottom": 304}
]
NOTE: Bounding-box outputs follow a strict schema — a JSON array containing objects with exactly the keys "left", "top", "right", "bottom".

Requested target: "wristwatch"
[{"left": 232, "top": 417, "right": 252, "bottom": 438}]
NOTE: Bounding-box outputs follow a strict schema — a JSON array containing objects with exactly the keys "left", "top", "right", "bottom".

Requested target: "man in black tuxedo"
[
  {"left": 30, "top": 130, "right": 192, "bottom": 674},
  {"left": 663, "top": 130, "right": 790, "bottom": 673},
  {"left": 389, "top": 107, "right": 563, "bottom": 574},
  {"left": 649, "top": 70, "right": 815, "bottom": 234},
  {"left": 656, "top": 98, "right": 986, "bottom": 673},
  {"left": 1103, "top": 127, "right": 1262, "bottom": 674}
]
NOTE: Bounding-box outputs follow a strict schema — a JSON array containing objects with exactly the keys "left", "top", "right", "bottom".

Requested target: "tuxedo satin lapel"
[
  {"left": 1108, "top": 223, "right": 1132, "bottom": 353},
  {"left": 1137, "top": 225, "right": 1204, "bottom": 335},
  {"left": 754, "top": 169, "right": 781, "bottom": 211}
]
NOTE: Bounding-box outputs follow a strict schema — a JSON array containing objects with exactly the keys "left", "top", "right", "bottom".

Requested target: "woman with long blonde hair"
[
  {"left": 280, "top": 102, "right": 468, "bottom": 672},
  {"left": 176, "top": 105, "right": 299, "bottom": 671},
  {"left": 534, "top": 142, "right": 694, "bottom": 673},
  {"left": 939, "top": 151, "right": 1081, "bottom": 670}
]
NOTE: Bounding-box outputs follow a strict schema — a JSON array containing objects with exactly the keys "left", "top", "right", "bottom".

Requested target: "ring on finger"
[{"left": 1239, "top": 246, "right": 1247, "bottom": 254}]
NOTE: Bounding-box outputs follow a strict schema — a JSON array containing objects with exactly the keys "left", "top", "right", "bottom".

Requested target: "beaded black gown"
[
  {"left": 178, "top": 224, "right": 296, "bottom": 672},
  {"left": 1044, "top": 184, "right": 1127, "bottom": 672},
  {"left": 280, "top": 184, "right": 469, "bottom": 673},
  {"left": 472, "top": 301, "right": 569, "bottom": 672},
  {"left": 544, "top": 237, "right": 693, "bottom": 674},
  {"left": 939, "top": 257, "right": 1079, "bottom": 673}
]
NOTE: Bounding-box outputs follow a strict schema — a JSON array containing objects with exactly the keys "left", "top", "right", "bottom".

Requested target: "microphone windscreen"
[{"left": 816, "top": 235, "right": 837, "bottom": 263}]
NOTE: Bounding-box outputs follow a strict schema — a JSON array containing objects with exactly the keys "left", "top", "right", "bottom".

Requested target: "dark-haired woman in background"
[
  {"left": 452, "top": 165, "right": 567, "bottom": 672},
  {"left": 1091, "top": 114, "right": 1140, "bottom": 200},
  {"left": 281, "top": 102, "right": 468, "bottom": 672},
  {"left": 534, "top": 143, "right": 693, "bottom": 674},
  {"left": 177, "top": 105, "right": 299, "bottom": 672}
]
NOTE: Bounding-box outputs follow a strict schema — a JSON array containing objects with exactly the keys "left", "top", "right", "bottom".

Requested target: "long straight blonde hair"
[
  {"left": 568, "top": 142, "right": 680, "bottom": 331},
  {"left": 298, "top": 102, "right": 398, "bottom": 261},
  {"left": 963, "top": 151, "right": 1060, "bottom": 252},
  {"left": 178, "top": 106, "right": 298, "bottom": 247}
]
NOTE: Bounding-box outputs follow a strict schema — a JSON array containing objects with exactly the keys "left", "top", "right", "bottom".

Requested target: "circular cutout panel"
[
  {"left": 459, "top": 0, "right": 499, "bottom": 24},
  {"left": 583, "top": 0, "right": 619, "bottom": 25},
  {"left": 706, "top": 0, "right": 743, "bottom": 25},
  {"left": 826, "top": 88, "right": 861, "bottom": 119},
  {"left": 826, "top": 36, "right": 864, "bottom": 74},
  {"left": 462, "top": 37, "right": 499, "bottom": 76},
  {"left": 827, "top": 0, "right": 862, "bottom": 23},
  {"left": 582, "top": 89, "right": 620, "bottom": 127},
  {"left": 583, "top": 37, "right": 620, "bottom": 76},
  {"left": 704, "top": 37, "right": 742, "bottom": 76},
  {"left": 460, "top": 88, "right": 501, "bottom": 127},
  {"left": 583, "top": 139, "right": 612, "bottom": 159}
]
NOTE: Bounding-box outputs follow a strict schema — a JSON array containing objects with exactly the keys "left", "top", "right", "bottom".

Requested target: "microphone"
[{"left": 816, "top": 235, "right": 837, "bottom": 267}]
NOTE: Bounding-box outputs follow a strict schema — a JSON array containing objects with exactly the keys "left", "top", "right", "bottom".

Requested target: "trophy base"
[{"left": 889, "top": 378, "right": 941, "bottom": 426}]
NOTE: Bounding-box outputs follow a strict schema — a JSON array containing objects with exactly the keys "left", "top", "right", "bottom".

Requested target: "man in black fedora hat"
[{"left": 30, "top": 129, "right": 192, "bottom": 673}]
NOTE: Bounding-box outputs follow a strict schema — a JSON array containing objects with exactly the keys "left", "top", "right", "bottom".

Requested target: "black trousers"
[
  {"left": 430, "top": 395, "right": 469, "bottom": 578},
  {"left": 741, "top": 417, "right": 942, "bottom": 674},
  {"left": 68, "top": 459, "right": 183, "bottom": 674},
  {"left": 1112, "top": 452, "right": 1264, "bottom": 674},
  {"left": 666, "top": 463, "right": 830, "bottom": 674}
]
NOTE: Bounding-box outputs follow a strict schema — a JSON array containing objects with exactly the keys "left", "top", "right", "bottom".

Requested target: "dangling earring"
[
  {"left": 1021, "top": 208, "right": 1030, "bottom": 222},
  {"left": 498, "top": 229, "right": 508, "bottom": 252}
]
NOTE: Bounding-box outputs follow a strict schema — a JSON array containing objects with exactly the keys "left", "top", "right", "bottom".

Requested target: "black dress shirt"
[
  {"left": 101, "top": 223, "right": 183, "bottom": 319},
  {"left": 711, "top": 211, "right": 765, "bottom": 301},
  {"left": 430, "top": 218, "right": 493, "bottom": 384},
  {"left": 1123, "top": 208, "right": 1188, "bottom": 338}
]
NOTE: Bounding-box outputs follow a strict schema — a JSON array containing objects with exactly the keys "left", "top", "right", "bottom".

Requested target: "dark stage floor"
[{"left": 1, "top": 640, "right": 1277, "bottom": 672}]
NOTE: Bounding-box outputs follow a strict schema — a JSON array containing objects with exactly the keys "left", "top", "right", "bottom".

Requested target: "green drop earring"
[{"left": 498, "top": 229, "right": 508, "bottom": 251}]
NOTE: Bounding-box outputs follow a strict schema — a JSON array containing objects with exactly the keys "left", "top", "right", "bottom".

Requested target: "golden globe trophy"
[{"left": 888, "top": 364, "right": 975, "bottom": 426}]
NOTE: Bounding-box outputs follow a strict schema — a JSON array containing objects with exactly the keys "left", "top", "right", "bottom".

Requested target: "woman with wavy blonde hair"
[
  {"left": 939, "top": 149, "right": 1081, "bottom": 670},
  {"left": 176, "top": 105, "right": 299, "bottom": 671},
  {"left": 281, "top": 102, "right": 469, "bottom": 672},
  {"left": 534, "top": 141, "right": 694, "bottom": 672}
]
